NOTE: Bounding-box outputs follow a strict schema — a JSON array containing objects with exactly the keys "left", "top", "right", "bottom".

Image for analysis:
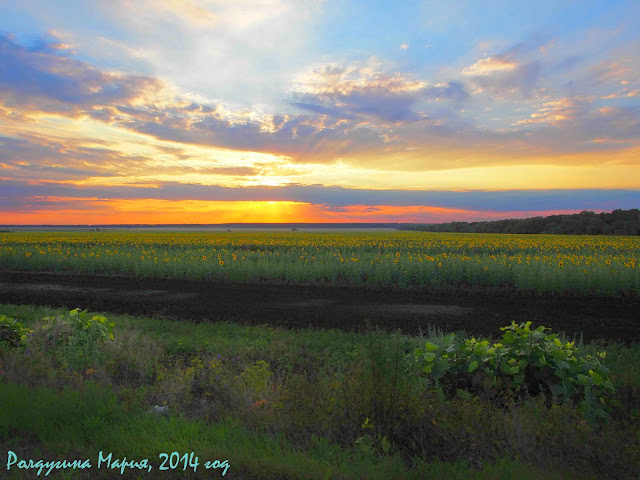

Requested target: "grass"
[
  {"left": 2, "top": 303, "right": 640, "bottom": 479},
  {"left": 1, "top": 380, "right": 581, "bottom": 480}
]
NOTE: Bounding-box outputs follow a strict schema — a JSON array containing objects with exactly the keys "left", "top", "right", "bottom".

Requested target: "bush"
[
  {"left": 29, "top": 309, "right": 116, "bottom": 372},
  {"left": 0, "top": 315, "right": 32, "bottom": 347},
  {"left": 415, "top": 321, "right": 615, "bottom": 419}
]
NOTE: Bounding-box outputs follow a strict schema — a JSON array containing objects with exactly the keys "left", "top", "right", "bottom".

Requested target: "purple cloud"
[{"left": 0, "top": 34, "right": 160, "bottom": 113}]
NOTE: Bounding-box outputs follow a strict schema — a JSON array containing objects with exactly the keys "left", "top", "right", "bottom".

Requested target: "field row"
[{"left": 1, "top": 231, "right": 638, "bottom": 296}]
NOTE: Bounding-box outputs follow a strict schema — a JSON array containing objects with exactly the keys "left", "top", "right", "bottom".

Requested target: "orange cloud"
[
  {"left": 2, "top": 198, "right": 321, "bottom": 225},
  {"left": 462, "top": 56, "right": 518, "bottom": 76},
  {"left": 514, "top": 98, "right": 580, "bottom": 125},
  {"left": 0, "top": 197, "right": 604, "bottom": 225},
  {"left": 291, "top": 58, "right": 428, "bottom": 96}
]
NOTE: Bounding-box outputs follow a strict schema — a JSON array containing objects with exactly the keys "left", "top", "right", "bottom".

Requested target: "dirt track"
[{"left": 1, "top": 270, "right": 638, "bottom": 342}]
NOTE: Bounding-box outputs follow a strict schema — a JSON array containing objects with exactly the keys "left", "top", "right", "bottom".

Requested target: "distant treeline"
[{"left": 400, "top": 209, "right": 640, "bottom": 236}]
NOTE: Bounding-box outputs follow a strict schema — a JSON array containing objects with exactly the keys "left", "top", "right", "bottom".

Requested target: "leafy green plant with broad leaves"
[
  {"left": 0, "top": 315, "right": 33, "bottom": 347},
  {"left": 35, "top": 309, "right": 116, "bottom": 371},
  {"left": 355, "top": 417, "right": 392, "bottom": 458},
  {"left": 415, "top": 321, "right": 615, "bottom": 419}
]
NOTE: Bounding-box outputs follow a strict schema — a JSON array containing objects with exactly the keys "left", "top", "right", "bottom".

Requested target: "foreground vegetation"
[
  {"left": 2, "top": 304, "right": 639, "bottom": 479},
  {"left": 1, "top": 231, "right": 638, "bottom": 296}
]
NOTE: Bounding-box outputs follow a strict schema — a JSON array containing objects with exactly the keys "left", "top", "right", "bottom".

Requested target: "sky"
[{"left": 0, "top": 0, "right": 639, "bottom": 224}]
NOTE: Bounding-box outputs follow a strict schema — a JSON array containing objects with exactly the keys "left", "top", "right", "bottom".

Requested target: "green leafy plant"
[
  {"left": 34, "top": 309, "right": 116, "bottom": 371},
  {"left": 0, "top": 315, "right": 33, "bottom": 347},
  {"left": 415, "top": 321, "right": 615, "bottom": 419},
  {"left": 241, "top": 360, "right": 274, "bottom": 397},
  {"left": 355, "top": 417, "right": 392, "bottom": 457}
]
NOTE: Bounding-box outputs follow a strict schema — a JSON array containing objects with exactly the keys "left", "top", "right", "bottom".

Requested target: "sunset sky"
[{"left": 1, "top": 0, "right": 639, "bottom": 224}]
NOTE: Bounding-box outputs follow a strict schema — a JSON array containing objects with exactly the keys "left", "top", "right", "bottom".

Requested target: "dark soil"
[{"left": 1, "top": 270, "right": 638, "bottom": 342}]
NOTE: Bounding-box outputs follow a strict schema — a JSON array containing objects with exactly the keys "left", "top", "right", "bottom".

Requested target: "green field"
[
  {"left": 1, "top": 304, "right": 640, "bottom": 479},
  {"left": 1, "top": 231, "right": 639, "bottom": 296},
  {"left": 2, "top": 231, "right": 640, "bottom": 478}
]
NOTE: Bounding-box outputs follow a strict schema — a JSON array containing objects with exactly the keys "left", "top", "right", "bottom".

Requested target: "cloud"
[
  {"left": 587, "top": 60, "right": 633, "bottom": 86},
  {"left": 110, "top": 0, "right": 302, "bottom": 31},
  {"left": 289, "top": 59, "right": 468, "bottom": 122},
  {"left": 462, "top": 56, "right": 518, "bottom": 75},
  {"left": 508, "top": 103, "right": 640, "bottom": 158},
  {"left": 1, "top": 29, "right": 638, "bottom": 176},
  {"left": 289, "top": 64, "right": 416, "bottom": 123},
  {"left": 461, "top": 35, "right": 554, "bottom": 98},
  {"left": 467, "top": 60, "right": 542, "bottom": 98},
  {"left": 0, "top": 135, "right": 144, "bottom": 180},
  {"left": 2, "top": 178, "right": 638, "bottom": 213},
  {"left": 0, "top": 38, "right": 398, "bottom": 163},
  {"left": 514, "top": 98, "right": 584, "bottom": 126},
  {"left": 588, "top": 106, "right": 640, "bottom": 141},
  {"left": 400, "top": 43, "right": 409, "bottom": 50},
  {"left": 422, "top": 82, "right": 470, "bottom": 104},
  {"left": 142, "top": 0, "right": 218, "bottom": 27},
  {"left": 24, "top": 32, "right": 77, "bottom": 55},
  {"left": 289, "top": 59, "right": 427, "bottom": 97},
  {"left": 0, "top": 34, "right": 163, "bottom": 114},
  {"left": 0, "top": 195, "right": 620, "bottom": 224},
  {"left": 84, "top": 0, "right": 324, "bottom": 108},
  {"left": 0, "top": 132, "right": 266, "bottom": 186},
  {"left": 539, "top": 39, "right": 556, "bottom": 56}
]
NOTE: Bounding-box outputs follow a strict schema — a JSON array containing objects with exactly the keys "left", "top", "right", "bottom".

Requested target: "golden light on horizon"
[{"left": 1, "top": 197, "right": 596, "bottom": 226}]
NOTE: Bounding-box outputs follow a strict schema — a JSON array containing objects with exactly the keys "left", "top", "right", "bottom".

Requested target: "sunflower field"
[{"left": 1, "top": 231, "right": 638, "bottom": 296}]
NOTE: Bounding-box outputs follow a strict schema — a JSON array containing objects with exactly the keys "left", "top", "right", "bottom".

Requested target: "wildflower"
[{"left": 250, "top": 399, "right": 269, "bottom": 409}]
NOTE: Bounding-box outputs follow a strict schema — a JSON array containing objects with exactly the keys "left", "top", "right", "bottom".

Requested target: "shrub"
[
  {"left": 30, "top": 309, "right": 116, "bottom": 371},
  {"left": 241, "top": 360, "right": 274, "bottom": 398},
  {"left": 103, "top": 328, "right": 163, "bottom": 388},
  {"left": 415, "top": 321, "right": 615, "bottom": 419},
  {"left": 0, "top": 315, "right": 32, "bottom": 347}
]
